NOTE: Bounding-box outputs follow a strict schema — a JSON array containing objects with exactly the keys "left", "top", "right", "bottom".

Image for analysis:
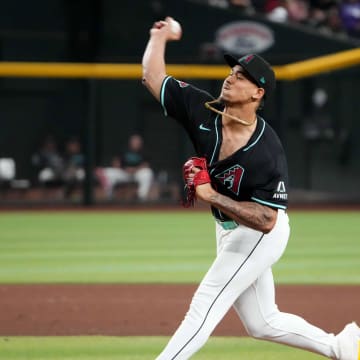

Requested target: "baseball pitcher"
[{"left": 141, "top": 16, "right": 360, "bottom": 360}]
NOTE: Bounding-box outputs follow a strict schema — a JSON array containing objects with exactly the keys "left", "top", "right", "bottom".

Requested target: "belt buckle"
[{"left": 219, "top": 220, "right": 238, "bottom": 230}]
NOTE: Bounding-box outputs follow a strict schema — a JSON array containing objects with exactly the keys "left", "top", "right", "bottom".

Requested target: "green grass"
[
  {"left": 0, "top": 210, "right": 359, "bottom": 284},
  {"left": 0, "top": 210, "right": 358, "bottom": 359},
  {"left": 0, "top": 336, "right": 325, "bottom": 360}
]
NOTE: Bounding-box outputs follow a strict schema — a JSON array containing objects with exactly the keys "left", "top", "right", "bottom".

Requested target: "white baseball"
[{"left": 169, "top": 19, "right": 182, "bottom": 36}]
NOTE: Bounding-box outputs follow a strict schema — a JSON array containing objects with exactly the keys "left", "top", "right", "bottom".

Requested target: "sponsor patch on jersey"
[
  {"left": 215, "top": 164, "right": 244, "bottom": 196},
  {"left": 175, "top": 80, "right": 189, "bottom": 88},
  {"left": 272, "top": 181, "right": 288, "bottom": 200}
]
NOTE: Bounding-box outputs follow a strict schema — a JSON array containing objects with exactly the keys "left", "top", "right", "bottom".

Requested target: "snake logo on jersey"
[{"left": 215, "top": 165, "right": 244, "bottom": 196}]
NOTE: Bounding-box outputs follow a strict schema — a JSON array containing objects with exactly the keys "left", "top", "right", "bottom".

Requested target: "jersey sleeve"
[
  {"left": 251, "top": 152, "right": 289, "bottom": 210},
  {"left": 159, "top": 76, "right": 214, "bottom": 133}
]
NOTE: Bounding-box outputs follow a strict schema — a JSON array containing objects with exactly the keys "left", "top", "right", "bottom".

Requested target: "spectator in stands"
[
  {"left": 31, "top": 135, "right": 64, "bottom": 186},
  {"left": 229, "top": 0, "right": 255, "bottom": 14},
  {"left": 95, "top": 155, "right": 124, "bottom": 199},
  {"left": 96, "top": 134, "right": 154, "bottom": 201},
  {"left": 266, "top": 0, "right": 309, "bottom": 23},
  {"left": 324, "top": 5, "right": 348, "bottom": 36},
  {"left": 339, "top": 0, "right": 360, "bottom": 38},
  {"left": 0, "top": 158, "right": 16, "bottom": 183},
  {"left": 265, "top": 0, "right": 289, "bottom": 22},
  {"left": 205, "top": 0, "right": 351, "bottom": 37},
  {"left": 62, "top": 137, "right": 85, "bottom": 198},
  {"left": 207, "top": 0, "right": 229, "bottom": 9},
  {"left": 308, "top": 0, "right": 335, "bottom": 27}
]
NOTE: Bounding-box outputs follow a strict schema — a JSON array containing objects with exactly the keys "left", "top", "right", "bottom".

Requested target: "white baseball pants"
[{"left": 155, "top": 210, "right": 339, "bottom": 360}]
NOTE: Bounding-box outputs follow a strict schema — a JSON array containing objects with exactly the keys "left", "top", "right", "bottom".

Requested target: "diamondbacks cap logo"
[
  {"left": 241, "top": 54, "right": 254, "bottom": 64},
  {"left": 215, "top": 165, "right": 244, "bottom": 195},
  {"left": 176, "top": 80, "right": 189, "bottom": 88}
]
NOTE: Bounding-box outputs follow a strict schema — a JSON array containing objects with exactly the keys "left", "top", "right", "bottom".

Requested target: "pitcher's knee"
[
  {"left": 243, "top": 319, "right": 278, "bottom": 340},
  {"left": 247, "top": 326, "right": 269, "bottom": 339}
]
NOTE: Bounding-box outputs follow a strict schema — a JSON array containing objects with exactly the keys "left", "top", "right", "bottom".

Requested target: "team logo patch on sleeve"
[
  {"left": 175, "top": 80, "right": 189, "bottom": 88},
  {"left": 215, "top": 165, "right": 244, "bottom": 196},
  {"left": 272, "top": 181, "right": 288, "bottom": 200}
]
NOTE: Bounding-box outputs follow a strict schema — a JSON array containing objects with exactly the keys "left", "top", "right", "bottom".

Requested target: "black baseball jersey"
[{"left": 160, "top": 76, "right": 289, "bottom": 221}]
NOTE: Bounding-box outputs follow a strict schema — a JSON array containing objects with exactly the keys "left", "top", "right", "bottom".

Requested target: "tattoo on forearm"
[{"left": 209, "top": 193, "right": 276, "bottom": 232}]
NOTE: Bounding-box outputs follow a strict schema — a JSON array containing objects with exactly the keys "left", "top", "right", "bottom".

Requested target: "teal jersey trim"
[
  {"left": 209, "top": 115, "right": 220, "bottom": 166},
  {"left": 243, "top": 118, "right": 266, "bottom": 152},
  {"left": 160, "top": 76, "right": 172, "bottom": 116},
  {"left": 251, "top": 196, "right": 287, "bottom": 210}
]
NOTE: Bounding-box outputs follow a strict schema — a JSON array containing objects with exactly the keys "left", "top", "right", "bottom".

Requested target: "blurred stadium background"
[{"left": 0, "top": 0, "right": 360, "bottom": 208}]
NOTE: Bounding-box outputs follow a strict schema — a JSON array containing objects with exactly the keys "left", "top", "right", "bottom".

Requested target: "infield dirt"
[{"left": 0, "top": 284, "right": 359, "bottom": 336}]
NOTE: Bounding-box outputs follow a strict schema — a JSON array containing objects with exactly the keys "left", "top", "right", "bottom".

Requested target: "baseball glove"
[{"left": 182, "top": 157, "right": 211, "bottom": 207}]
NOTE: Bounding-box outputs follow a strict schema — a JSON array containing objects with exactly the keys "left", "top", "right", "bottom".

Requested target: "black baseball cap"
[{"left": 224, "top": 53, "right": 276, "bottom": 98}]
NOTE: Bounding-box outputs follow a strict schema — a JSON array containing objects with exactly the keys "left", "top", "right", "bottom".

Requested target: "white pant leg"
[
  {"left": 156, "top": 210, "right": 290, "bottom": 360},
  {"left": 233, "top": 269, "right": 338, "bottom": 359},
  {"left": 134, "top": 167, "right": 154, "bottom": 200}
]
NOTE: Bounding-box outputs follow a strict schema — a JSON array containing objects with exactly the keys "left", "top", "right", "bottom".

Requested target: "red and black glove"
[{"left": 182, "top": 157, "right": 211, "bottom": 207}]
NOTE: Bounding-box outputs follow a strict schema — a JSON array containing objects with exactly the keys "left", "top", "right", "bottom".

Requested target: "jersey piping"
[
  {"left": 209, "top": 117, "right": 266, "bottom": 165},
  {"left": 160, "top": 76, "right": 172, "bottom": 116},
  {"left": 209, "top": 115, "right": 220, "bottom": 165},
  {"left": 251, "top": 196, "right": 287, "bottom": 210},
  {"left": 243, "top": 118, "right": 266, "bottom": 152}
]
